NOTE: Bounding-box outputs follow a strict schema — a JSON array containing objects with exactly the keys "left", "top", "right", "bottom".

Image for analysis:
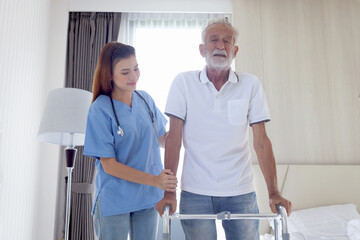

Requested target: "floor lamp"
[{"left": 37, "top": 88, "right": 92, "bottom": 240}]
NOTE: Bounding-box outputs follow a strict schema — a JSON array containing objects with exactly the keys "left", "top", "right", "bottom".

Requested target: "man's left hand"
[{"left": 269, "top": 192, "right": 292, "bottom": 216}]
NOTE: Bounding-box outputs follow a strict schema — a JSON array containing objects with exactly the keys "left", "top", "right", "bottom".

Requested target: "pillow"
[
  {"left": 269, "top": 204, "right": 360, "bottom": 238},
  {"left": 348, "top": 219, "right": 360, "bottom": 240}
]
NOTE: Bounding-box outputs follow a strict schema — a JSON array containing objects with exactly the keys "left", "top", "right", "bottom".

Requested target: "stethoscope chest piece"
[{"left": 117, "top": 126, "right": 124, "bottom": 136}]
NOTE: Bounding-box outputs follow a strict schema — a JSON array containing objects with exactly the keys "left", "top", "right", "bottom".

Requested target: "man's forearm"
[
  {"left": 164, "top": 116, "right": 183, "bottom": 175},
  {"left": 164, "top": 132, "right": 181, "bottom": 175},
  {"left": 256, "top": 138, "right": 280, "bottom": 197},
  {"left": 157, "top": 116, "right": 183, "bottom": 214},
  {"left": 252, "top": 122, "right": 280, "bottom": 197},
  {"left": 252, "top": 122, "right": 292, "bottom": 214}
]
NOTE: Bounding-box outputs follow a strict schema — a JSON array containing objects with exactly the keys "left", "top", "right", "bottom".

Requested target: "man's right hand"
[{"left": 156, "top": 192, "right": 177, "bottom": 216}]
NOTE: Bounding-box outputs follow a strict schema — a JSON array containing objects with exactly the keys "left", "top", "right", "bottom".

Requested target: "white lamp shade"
[{"left": 37, "top": 88, "right": 92, "bottom": 146}]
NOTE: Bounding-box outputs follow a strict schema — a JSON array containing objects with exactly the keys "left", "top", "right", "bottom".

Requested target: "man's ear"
[
  {"left": 199, "top": 44, "right": 205, "bottom": 57},
  {"left": 232, "top": 46, "right": 239, "bottom": 58}
]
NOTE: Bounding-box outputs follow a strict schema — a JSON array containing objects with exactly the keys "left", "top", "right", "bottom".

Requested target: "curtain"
[
  {"left": 64, "top": 12, "right": 121, "bottom": 240},
  {"left": 118, "top": 12, "right": 231, "bottom": 45}
]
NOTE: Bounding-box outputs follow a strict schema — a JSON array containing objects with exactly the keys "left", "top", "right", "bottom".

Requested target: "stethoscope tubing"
[{"left": 110, "top": 90, "right": 158, "bottom": 139}]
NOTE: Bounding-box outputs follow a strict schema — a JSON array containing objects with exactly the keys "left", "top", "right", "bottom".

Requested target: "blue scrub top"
[{"left": 83, "top": 91, "right": 167, "bottom": 216}]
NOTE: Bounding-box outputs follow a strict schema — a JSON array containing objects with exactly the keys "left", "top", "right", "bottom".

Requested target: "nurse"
[{"left": 84, "top": 42, "right": 177, "bottom": 240}]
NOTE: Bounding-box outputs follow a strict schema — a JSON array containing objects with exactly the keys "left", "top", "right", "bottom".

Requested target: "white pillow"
[
  {"left": 348, "top": 219, "right": 360, "bottom": 240},
  {"left": 269, "top": 204, "right": 360, "bottom": 238}
]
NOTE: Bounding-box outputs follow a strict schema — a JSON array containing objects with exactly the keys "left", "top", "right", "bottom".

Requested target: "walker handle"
[{"left": 276, "top": 204, "right": 290, "bottom": 240}]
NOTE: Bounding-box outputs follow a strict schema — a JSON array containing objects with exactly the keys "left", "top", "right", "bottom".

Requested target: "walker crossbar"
[{"left": 162, "top": 205, "right": 290, "bottom": 240}]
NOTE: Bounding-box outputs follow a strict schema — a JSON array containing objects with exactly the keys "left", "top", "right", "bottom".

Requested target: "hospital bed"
[{"left": 253, "top": 164, "right": 360, "bottom": 240}]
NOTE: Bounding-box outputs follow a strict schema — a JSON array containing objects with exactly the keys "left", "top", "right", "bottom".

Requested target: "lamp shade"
[{"left": 37, "top": 88, "right": 92, "bottom": 146}]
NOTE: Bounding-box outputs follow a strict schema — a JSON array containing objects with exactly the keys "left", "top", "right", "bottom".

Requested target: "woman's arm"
[{"left": 100, "top": 157, "right": 177, "bottom": 192}]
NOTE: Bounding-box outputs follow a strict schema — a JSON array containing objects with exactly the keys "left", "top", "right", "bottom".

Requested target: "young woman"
[{"left": 84, "top": 42, "right": 177, "bottom": 240}]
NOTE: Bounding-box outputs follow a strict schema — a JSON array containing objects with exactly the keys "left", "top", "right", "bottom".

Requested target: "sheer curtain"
[
  {"left": 118, "top": 12, "right": 230, "bottom": 240},
  {"left": 119, "top": 12, "right": 230, "bottom": 44}
]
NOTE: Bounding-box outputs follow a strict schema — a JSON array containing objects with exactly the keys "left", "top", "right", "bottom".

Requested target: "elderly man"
[{"left": 157, "top": 18, "right": 292, "bottom": 240}]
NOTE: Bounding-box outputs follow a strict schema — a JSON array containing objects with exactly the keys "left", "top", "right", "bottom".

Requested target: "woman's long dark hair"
[{"left": 92, "top": 42, "right": 136, "bottom": 103}]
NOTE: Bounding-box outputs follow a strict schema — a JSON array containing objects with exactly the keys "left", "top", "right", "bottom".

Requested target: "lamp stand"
[{"left": 64, "top": 146, "right": 77, "bottom": 240}]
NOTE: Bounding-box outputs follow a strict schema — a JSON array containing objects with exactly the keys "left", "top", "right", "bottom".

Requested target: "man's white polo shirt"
[{"left": 165, "top": 67, "right": 270, "bottom": 196}]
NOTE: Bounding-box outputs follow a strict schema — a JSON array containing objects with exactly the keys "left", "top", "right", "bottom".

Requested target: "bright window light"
[{"left": 134, "top": 28, "right": 205, "bottom": 112}]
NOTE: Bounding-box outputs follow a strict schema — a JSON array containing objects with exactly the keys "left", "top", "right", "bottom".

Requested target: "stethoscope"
[{"left": 110, "top": 90, "right": 159, "bottom": 139}]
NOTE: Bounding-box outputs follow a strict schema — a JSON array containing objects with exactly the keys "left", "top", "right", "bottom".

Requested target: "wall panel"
[
  {"left": 0, "top": 0, "right": 61, "bottom": 239},
  {"left": 233, "top": 0, "right": 360, "bottom": 164}
]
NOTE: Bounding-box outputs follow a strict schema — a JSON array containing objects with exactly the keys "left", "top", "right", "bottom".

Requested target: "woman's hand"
[{"left": 155, "top": 169, "right": 177, "bottom": 192}]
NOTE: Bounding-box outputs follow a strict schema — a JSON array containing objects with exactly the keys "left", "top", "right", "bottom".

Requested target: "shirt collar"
[{"left": 199, "top": 67, "right": 238, "bottom": 84}]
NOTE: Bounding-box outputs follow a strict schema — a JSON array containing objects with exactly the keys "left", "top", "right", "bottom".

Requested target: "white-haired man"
[{"left": 156, "top": 19, "right": 292, "bottom": 239}]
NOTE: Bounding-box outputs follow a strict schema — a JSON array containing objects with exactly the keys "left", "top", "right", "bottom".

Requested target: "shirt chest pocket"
[{"left": 227, "top": 99, "right": 249, "bottom": 126}]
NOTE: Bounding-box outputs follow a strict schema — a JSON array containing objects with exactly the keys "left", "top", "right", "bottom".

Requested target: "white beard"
[{"left": 205, "top": 49, "right": 234, "bottom": 70}]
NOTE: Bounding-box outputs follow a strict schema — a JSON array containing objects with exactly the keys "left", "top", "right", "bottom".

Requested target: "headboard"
[{"left": 253, "top": 164, "right": 360, "bottom": 234}]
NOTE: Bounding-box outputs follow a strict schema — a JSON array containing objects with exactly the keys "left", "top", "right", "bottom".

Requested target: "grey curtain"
[{"left": 65, "top": 12, "right": 121, "bottom": 240}]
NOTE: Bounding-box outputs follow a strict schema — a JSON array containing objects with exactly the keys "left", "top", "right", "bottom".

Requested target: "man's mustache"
[{"left": 211, "top": 49, "right": 228, "bottom": 57}]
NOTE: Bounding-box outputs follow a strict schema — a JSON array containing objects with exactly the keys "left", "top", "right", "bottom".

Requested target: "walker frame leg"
[{"left": 162, "top": 206, "right": 171, "bottom": 240}]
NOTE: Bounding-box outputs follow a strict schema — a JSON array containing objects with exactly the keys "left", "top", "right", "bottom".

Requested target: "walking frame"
[{"left": 162, "top": 204, "right": 290, "bottom": 240}]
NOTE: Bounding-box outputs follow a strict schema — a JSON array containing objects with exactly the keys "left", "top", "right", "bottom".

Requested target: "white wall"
[
  {"left": 233, "top": 0, "right": 360, "bottom": 164},
  {"left": 35, "top": 0, "right": 70, "bottom": 239},
  {"left": 0, "top": 0, "right": 49, "bottom": 239},
  {"left": 69, "top": 0, "right": 232, "bottom": 13},
  {"left": 0, "top": 0, "right": 69, "bottom": 239}
]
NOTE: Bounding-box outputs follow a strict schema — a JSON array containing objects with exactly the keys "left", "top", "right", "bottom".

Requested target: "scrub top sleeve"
[
  {"left": 248, "top": 77, "right": 271, "bottom": 125},
  {"left": 83, "top": 104, "right": 116, "bottom": 159},
  {"left": 165, "top": 74, "right": 187, "bottom": 120}
]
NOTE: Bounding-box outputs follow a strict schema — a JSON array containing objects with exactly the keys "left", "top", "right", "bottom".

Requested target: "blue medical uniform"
[{"left": 83, "top": 90, "right": 167, "bottom": 217}]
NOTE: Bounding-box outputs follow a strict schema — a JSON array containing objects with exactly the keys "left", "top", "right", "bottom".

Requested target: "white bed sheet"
[
  {"left": 260, "top": 233, "right": 349, "bottom": 240},
  {"left": 264, "top": 204, "right": 360, "bottom": 240}
]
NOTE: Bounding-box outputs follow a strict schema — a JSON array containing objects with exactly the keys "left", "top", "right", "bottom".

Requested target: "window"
[{"left": 119, "top": 13, "right": 231, "bottom": 240}]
